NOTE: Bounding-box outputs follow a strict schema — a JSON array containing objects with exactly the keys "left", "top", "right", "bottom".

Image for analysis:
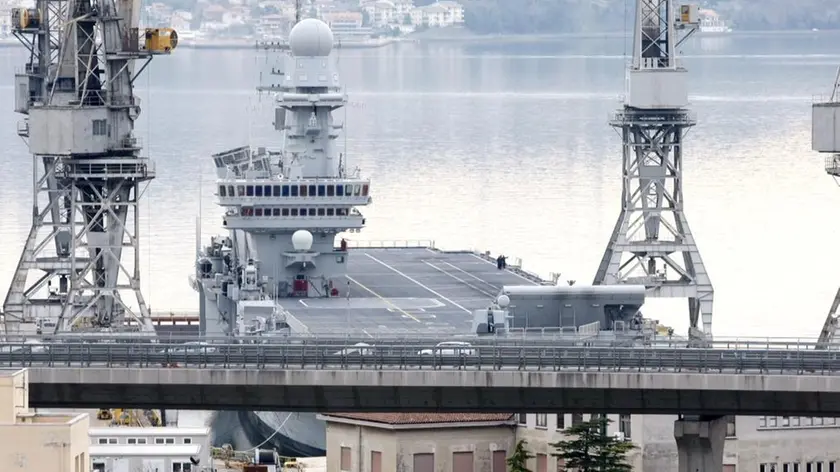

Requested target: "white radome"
[
  {"left": 289, "top": 18, "right": 334, "bottom": 57},
  {"left": 496, "top": 294, "right": 510, "bottom": 308},
  {"left": 292, "top": 230, "right": 314, "bottom": 251}
]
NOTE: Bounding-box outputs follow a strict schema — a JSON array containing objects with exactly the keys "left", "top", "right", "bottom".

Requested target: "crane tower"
[
  {"left": 2, "top": 0, "right": 177, "bottom": 334},
  {"left": 593, "top": 1, "right": 714, "bottom": 339},
  {"left": 813, "top": 68, "right": 840, "bottom": 347}
]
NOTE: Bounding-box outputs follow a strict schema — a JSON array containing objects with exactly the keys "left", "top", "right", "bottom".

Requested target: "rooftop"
[
  {"left": 323, "top": 412, "right": 515, "bottom": 425},
  {"left": 89, "top": 426, "right": 210, "bottom": 436},
  {"left": 89, "top": 444, "right": 202, "bottom": 457}
]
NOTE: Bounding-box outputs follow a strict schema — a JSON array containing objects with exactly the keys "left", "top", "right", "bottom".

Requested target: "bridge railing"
[
  {"left": 4, "top": 340, "right": 840, "bottom": 374},
  {"left": 2, "top": 333, "right": 834, "bottom": 352}
]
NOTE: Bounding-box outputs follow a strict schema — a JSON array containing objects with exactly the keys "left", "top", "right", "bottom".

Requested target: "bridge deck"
[{"left": 285, "top": 248, "right": 539, "bottom": 336}]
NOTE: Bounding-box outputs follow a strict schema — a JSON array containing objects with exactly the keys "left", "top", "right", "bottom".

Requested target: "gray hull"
[{"left": 211, "top": 410, "right": 325, "bottom": 457}]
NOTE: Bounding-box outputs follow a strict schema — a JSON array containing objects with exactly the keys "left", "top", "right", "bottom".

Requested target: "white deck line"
[
  {"left": 441, "top": 261, "right": 503, "bottom": 292},
  {"left": 364, "top": 253, "right": 472, "bottom": 314},
  {"left": 422, "top": 261, "right": 497, "bottom": 298},
  {"left": 463, "top": 250, "right": 541, "bottom": 286}
]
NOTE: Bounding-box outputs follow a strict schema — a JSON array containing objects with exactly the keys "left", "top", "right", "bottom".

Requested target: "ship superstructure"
[
  {"left": 2, "top": 0, "right": 176, "bottom": 334},
  {"left": 194, "top": 18, "right": 371, "bottom": 338},
  {"left": 592, "top": 1, "right": 713, "bottom": 342}
]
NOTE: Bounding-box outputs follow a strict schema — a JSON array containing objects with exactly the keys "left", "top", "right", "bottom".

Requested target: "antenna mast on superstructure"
[
  {"left": 3, "top": 0, "right": 178, "bottom": 334},
  {"left": 813, "top": 67, "right": 840, "bottom": 348},
  {"left": 592, "top": 1, "right": 713, "bottom": 341}
]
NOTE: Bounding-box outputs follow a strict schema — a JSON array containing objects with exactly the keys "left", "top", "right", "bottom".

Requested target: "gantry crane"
[
  {"left": 3, "top": 0, "right": 177, "bottom": 334},
  {"left": 592, "top": 1, "right": 714, "bottom": 341},
  {"left": 813, "top": 68, "right": 840, "bottom": 348}
]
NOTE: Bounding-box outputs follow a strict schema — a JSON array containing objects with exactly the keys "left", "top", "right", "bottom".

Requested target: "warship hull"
[{"left": 208, "top": 245, "right": 548, "bottom": 456}]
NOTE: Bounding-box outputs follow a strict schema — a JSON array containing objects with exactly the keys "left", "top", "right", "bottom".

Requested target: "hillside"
[{"left": 458, "top": 0, "right": 840, "bottom": 34}]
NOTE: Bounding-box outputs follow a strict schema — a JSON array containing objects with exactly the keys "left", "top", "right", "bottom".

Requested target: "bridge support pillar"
[{"left": 674, "top": 415, "right": 727, "bottom": 472}]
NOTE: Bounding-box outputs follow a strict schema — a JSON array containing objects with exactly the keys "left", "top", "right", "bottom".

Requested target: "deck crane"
[
  {"left": 592, "top": 1, "right": 713, "bottom": 342},
  {"left": 813, "top": 68, "right": 840, "bottom": 348},
  {"left": 3, "top": 0, "right": 177, "bottom": 335}
]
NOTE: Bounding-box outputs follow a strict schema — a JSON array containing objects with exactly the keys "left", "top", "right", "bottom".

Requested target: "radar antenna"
[
  {"left": 3, "top": 0, "right": 177, "bottom": 334},
  {"left": 592, "top": 2, "right": 713, "bottom": 337},
  {"left": 813, "top": 67, "right": 840, "bottom": 347}
]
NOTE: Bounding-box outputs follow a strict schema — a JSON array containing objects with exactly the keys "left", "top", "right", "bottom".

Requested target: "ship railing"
[
  {"left": 470, "top": 250, "right": 548, "bottom": 285},
  {"left": 813, "top": 93, "right": 840, "bottom": 105},
  {"left": 346, "top": 240, "right": 436, "bottom": 249},
  {"left": 5, "top": 339, "right": 840, "bottom": 373}
]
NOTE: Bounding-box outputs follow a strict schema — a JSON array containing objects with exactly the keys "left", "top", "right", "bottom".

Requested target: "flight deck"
[{"left": 283, "top": 247, "right": 544, "bottom": 336}]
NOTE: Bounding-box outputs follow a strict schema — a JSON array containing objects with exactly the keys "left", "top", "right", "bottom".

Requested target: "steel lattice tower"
[
  {"left": 593, "top": 1, "right": 714, "bottom": 338},
  {"left": 813, "top": 68, "right": 840, "bottom": 347},
  {"left": 2, "top": 0, "right": 176, "bottom": 334}
]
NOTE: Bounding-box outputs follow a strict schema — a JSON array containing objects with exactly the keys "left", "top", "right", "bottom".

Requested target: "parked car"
[
  {"left": 418, "top": 341, "right": 475, "bottom": 357},
  {"left": 332, "top": 342, "right": 374, "bottom": 356}
]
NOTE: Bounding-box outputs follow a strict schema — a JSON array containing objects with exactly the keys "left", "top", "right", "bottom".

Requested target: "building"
[
  {"left": 410, "top": 0, "right": 464, "bottom": 27},
  {"left": 319, "top": 413, "right": 517, "bottom": 471},
  {"left": 0, "top": 368, "right": 90, "bottom": 472},
  {"left": 517, "top": 413, "right": 840, "bottom": 472},
  {"left": 89, "top": 426, "right": 213, "bottom": 472},
  {"left": 322, "top": 11, "right": 371, "bottom": 39}
]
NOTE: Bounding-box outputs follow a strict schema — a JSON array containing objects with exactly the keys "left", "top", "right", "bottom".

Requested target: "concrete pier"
[{"left": 674, "top": 415, "right": 728, "bottom": 472}]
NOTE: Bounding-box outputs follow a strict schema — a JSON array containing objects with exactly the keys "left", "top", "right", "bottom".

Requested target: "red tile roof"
[{"left": 324, "top": 413, "right": 515, "bottom": 425}]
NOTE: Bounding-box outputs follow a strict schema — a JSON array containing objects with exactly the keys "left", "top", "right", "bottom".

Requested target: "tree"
[
  {"left": 551, "top": 416, "right": 636, "bottom": 472},
  {"left": 506, "top": 439, "right": 534, "bottom": 472}
]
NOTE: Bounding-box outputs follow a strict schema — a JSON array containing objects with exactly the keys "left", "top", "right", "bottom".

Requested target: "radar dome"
[
  {"left": 496, "top": 295, "right": 510, "bottom": 308},
  {"left": 289, "top": 18, "right": 334, "bottom": 57},
  {"left": 291, "top": 230, "right": 314, "bottom": 251}
]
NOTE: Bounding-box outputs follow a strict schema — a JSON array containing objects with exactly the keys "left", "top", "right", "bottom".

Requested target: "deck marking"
[
  {"left": 298, "top": 299, "right": 309, "bottom": 307},
  {"left": 362, "top": 329, "right": 374, "bottom": 339},
  {"left": 364, "top": 252, "right": 472, "bottom": 314},
  {"left": 440, "top": 261, "right": 502, "bottom": 293},
  {"left": 422, "top": 261, "right": 496, "bottom": 298},
  {"left": 466, "top": 251, "right": 541, "bottom": 285},
  {"left": 345, "top": 274, "right": 422, "bottom": 323}
]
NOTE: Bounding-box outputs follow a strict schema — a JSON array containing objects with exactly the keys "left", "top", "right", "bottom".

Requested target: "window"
[
  {"left": 300, "top": 185, "right": 307, "bottom": 197},
  {"left": 336, "top": 184, "right": 344, "bottom": 196},
  {"left": 282, "top": 208, "right": 289, "bottom": 216},
  {"left": 264, "top": 185, "right": 272, "bottom": 196},
  {"left": 291, "top": 208, "right": 298, "bottom": 216},
  {"left": 371, "top": 451, "right": 382, "bottom": 472},
  {"left": 725, "top": 417, "right": 736, "bottom": 437},
  {"left": 97, "top": 438, "right": 108, "bottom": 444},
  {"left": 340, "top": 447, "right": 351, "bottom": 471},
  {"left": 327, "top": 185, "right": 335, "bottom": 196},
  {"left": 183, "top": 438, "right": 192, "bottom": 444},
  {"left": 807, "top": 463, "right": 814, "bottom": 472},
  {"left": 273, "top": 185, "right": 281, "bottom": 196},
  {"left": 237, "top": 185, "right": 245, "bottom": 196},
  {"left": 272, "top": 208, "right": 280, "bottom": 216},
  {"left": 556, "top": 413, "right": 565, "bottom": 430},
  {"left": 127, "top": 438, "right": 137, "bottom": 444},
  {"left": 761, "top": 464, "right": 778, "bottom": 472},
  {"left": 517, "top": 413, "right": 527, "bottom": 425},
  {"left": 492, "top": 451, "right": 506, "bottom": 472},
  {"left": 829, "top": 461, "right": 836, "bottom": 472},
  {"left": 318, "top": 185, "right": 326, "bottom": 196},
  {"left": 172, "top": 464, "right": 192, "bottom": 472},
  {"left": 290, "top": 185, "right": 299, "bottom": 197},
  {"left": 769, "top": 417, "right": 777, "bottom": 427},
  {"left": 308, "top": 184, "right": 316, "bottom": 195},
  {"left": 759, "top": 416, "right": 767, "bottom": 428},
  {"left": 536, "top": 414, "right": 547, "bottom": 429},
  {"left": 255, "top": 185, "right": 263, "bottom": 197},
  {"left": 317, "top": 208, "right": 325, "bottom": 216},
  {"left": 92, "top": 119, "right": 107, "bottom": 136},
  {"left": 219, "top": 186, "right": 226, "bottom": 197},
  {"left": 792, "top": 417, "right": 800, "bottom": 427},
  {"left": 784, "top": 465, "right": 791, "bottom": 472},
  {"left": 572, "top": 413, "right": 583, "bottom": 426},
  {"left": 108, "top": 438, "right": 117, "bottom": 444},
  {"left": 155, "top": 438, "right": 165, "bottom": 444},
  {"left": 620, "top": 414, "right": 632, "bottom": 439},
  {"left": 818, "top": 463, "right": 824, "bottom": 472},
  {"left": 453, "top": 452, "right": 473, "bottom": 472},
  {"left": 282, "top": 185, "right": 290, "bottom": 197},
  {"left": 327, "top": 208, "right": 334, "bottom": 216},
  {"left": 165, "top": 437, "right": 175, "bottom": 444}
]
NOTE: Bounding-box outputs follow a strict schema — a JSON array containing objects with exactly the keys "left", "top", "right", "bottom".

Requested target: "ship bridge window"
[
  {"left": 290, "top": 185, "right": 299, "bottom": 197},
  {"left": 326, "top": 208, "right": 334, "bottom": 216},
  {"left": 228, "top": 185, "right": 234, "bottom": 196},
  {"left": 263, "top": 185, "right": 272, "bottom": 196},
  {"left": 362, "top": 184, "right": 369, "bottom": 196},
  {"left": 317, "top": 208, "right": 325, "bottom": 216},
  {"left": 92, "top": 119, "right": 107, "bottom": 136},
  {"left": 299, "top": 208, "right": 307, "bottom": 216},
  {"left": 308, "top": 208, "right": 316, "bottom": 216},
  {"left": 291, "top": 208, "right": 298, "bottom": 216},
  {"left": 237, "top": 185, "right": 245, "bottom": 196},
  {"left": 273, "top": 185, "right": 281, "bottom": 196},
  {"left": 273, "top": 208, "right": 280, "bottom": 216},
  {"left": 300, "top": 185, "right": 308, "bottom": 197},
  {"left": 255, "top": 208, "right": 263, "bottom": 217},
  {"left": 219, "top": 186, "right": 226, "bottom": 197},
  {"left": 246, "top": 186, "right": 254, "bottom": 197},
  {"left": 336, "top": 184, "right": 344, "bottom": 196},
  {"left": 308, "top": 184, "right": 316, "bottom": 195},
  {"left": 353, "top": 184, "right": 361, "bottom": 196},
  {"left": 317, "top": 185, "right": 326, "bottom": 196},
  {"left": 327, "top": 185, "right": 335, "bottom": 196},
  {"left": 337, "top": 208, "right": 348, "bottom": 216},
  {"left": 242, "top": 207, "right": 253, "bottom": 217},
  {"left": 282, "top": 185, "right": 290, "bottom": 197},
  {"left": 255, "top": 185, "right": 263, "bottom": 197},
  {"left": 282, "top": 208, "right": 289, "bottom": 216}
]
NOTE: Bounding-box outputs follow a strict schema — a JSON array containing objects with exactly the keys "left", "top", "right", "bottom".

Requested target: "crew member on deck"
[{"left": 340, "top": 238, "right": 348, "bottom": 251}]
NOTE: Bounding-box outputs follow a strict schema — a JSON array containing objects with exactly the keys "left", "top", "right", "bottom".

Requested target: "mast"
[
  {"left": 592, "top": 1, "right": 713, "bottom": 341},
  {"left": 3, "top": 0, "right": 177, "bottom": 334}
]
